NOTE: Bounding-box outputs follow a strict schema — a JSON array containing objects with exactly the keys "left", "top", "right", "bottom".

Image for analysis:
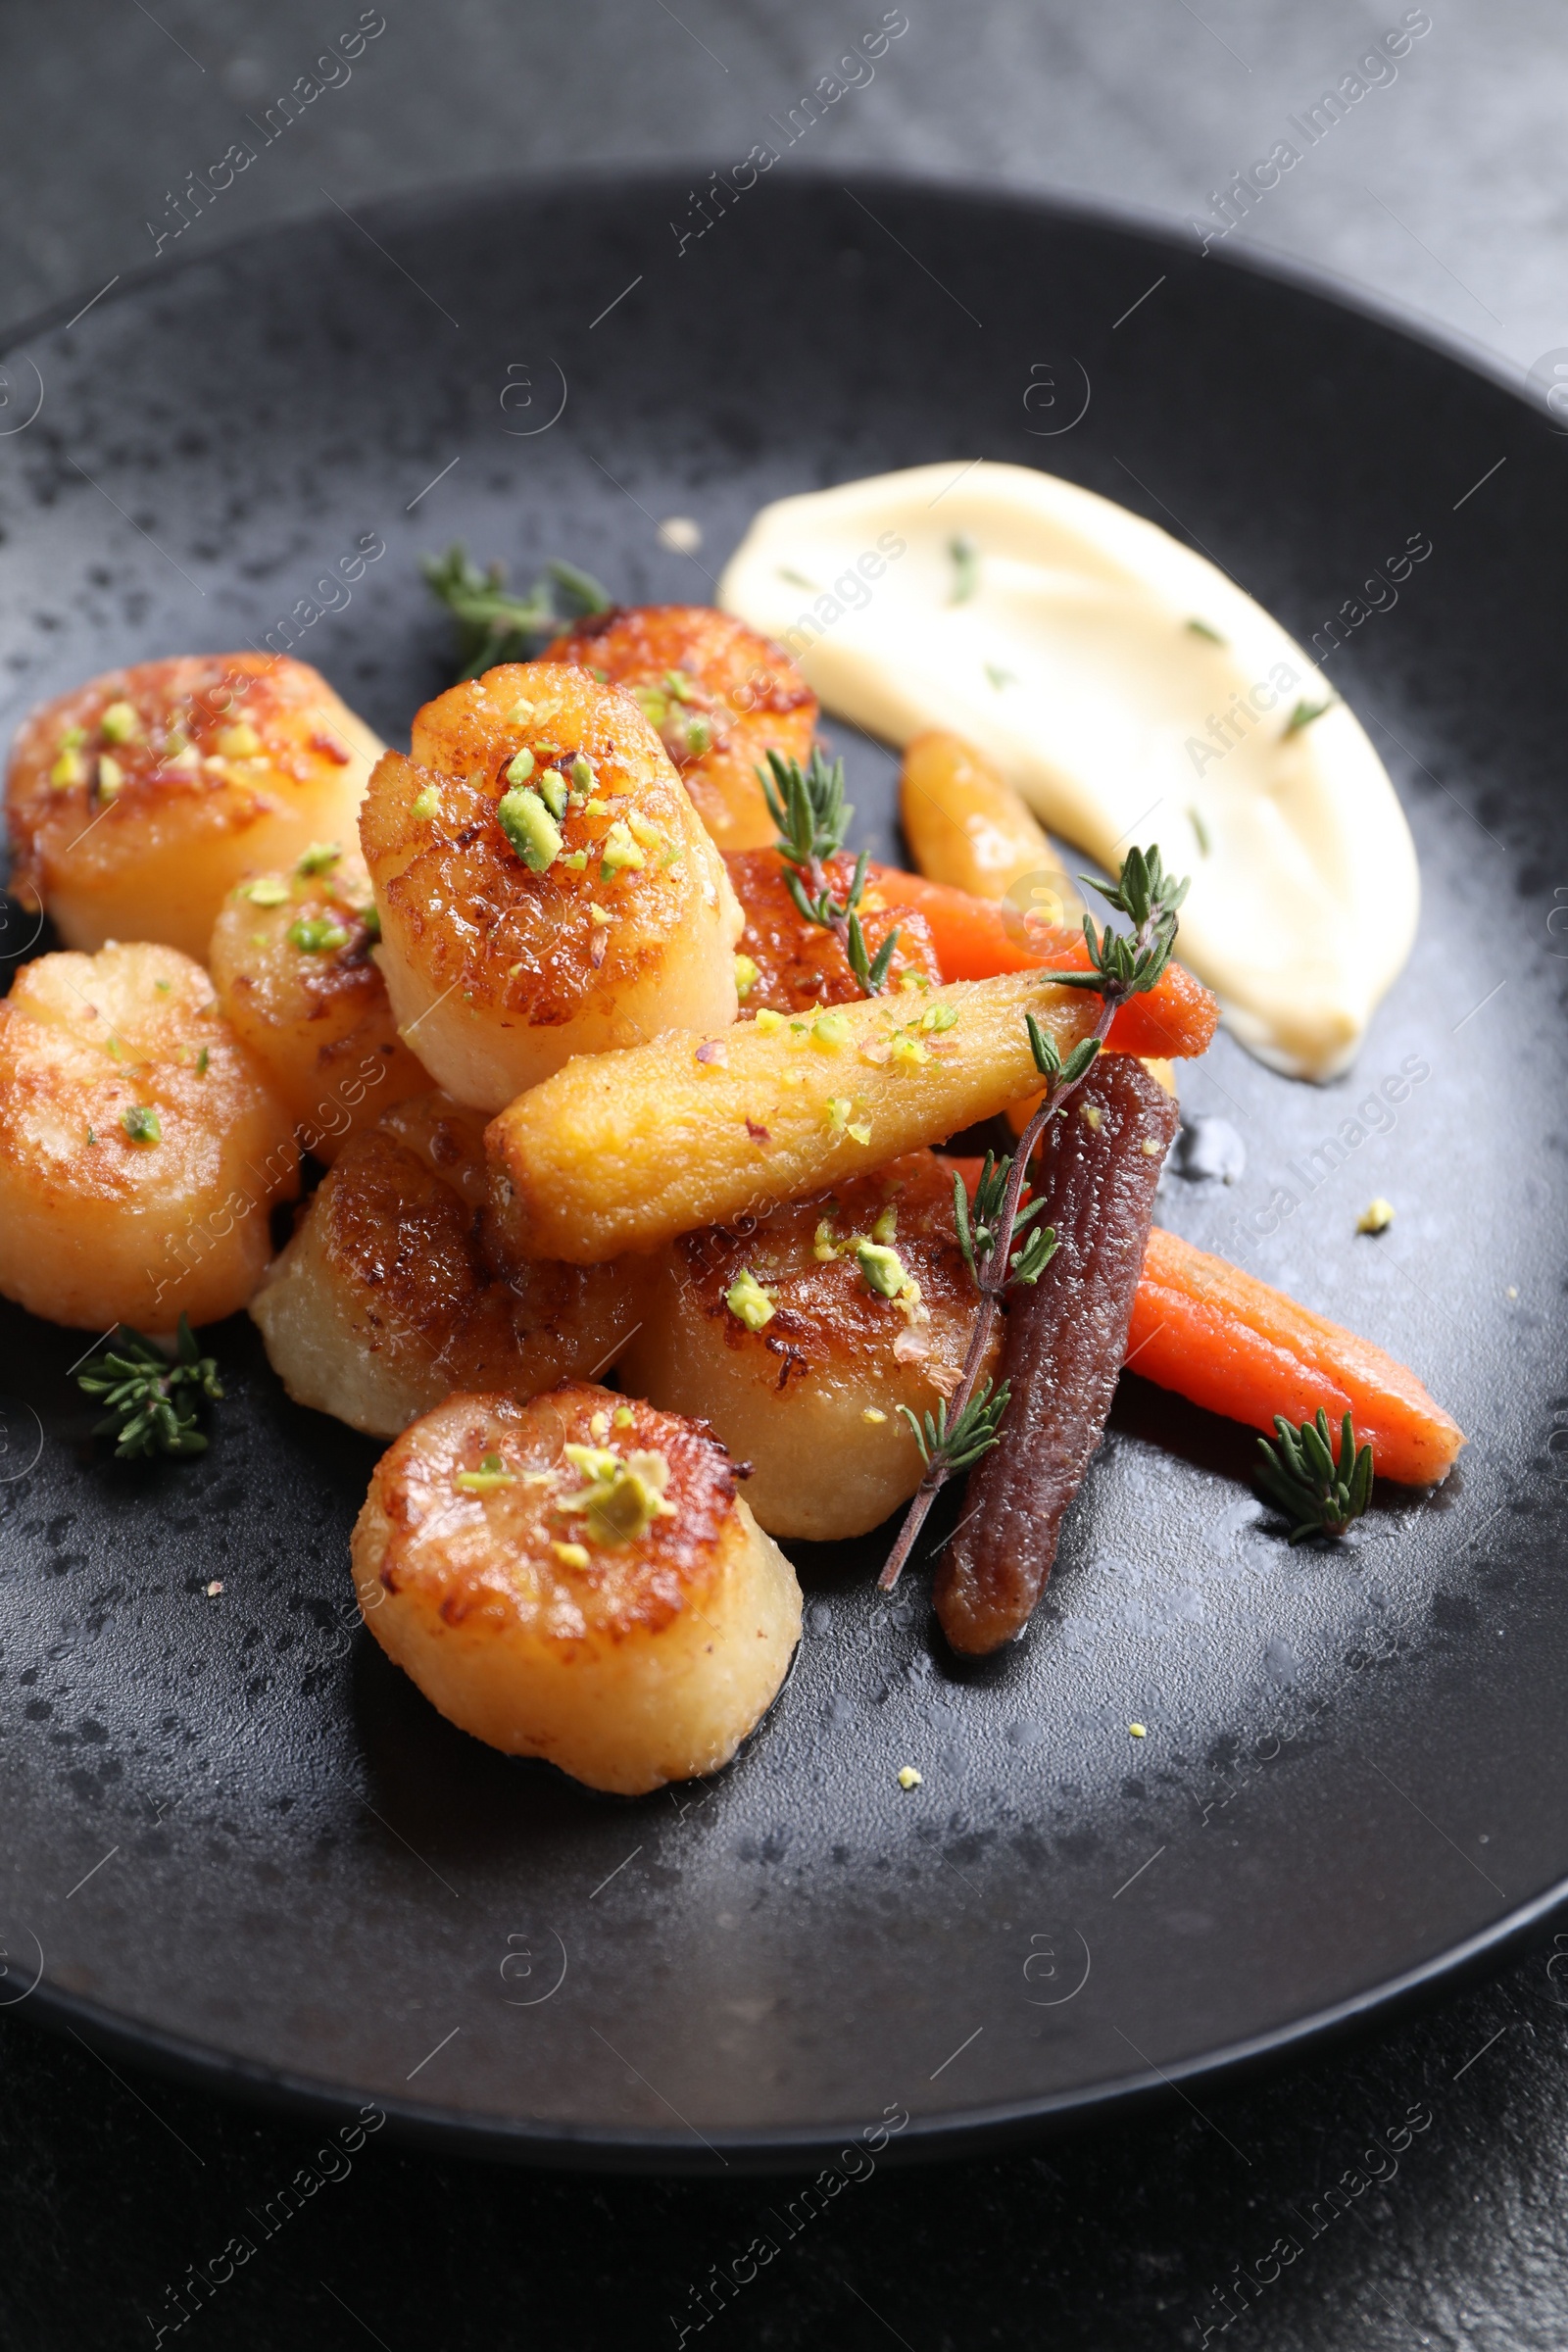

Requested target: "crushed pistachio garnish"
[
  {"left": 1357, "top": 1197, "right": 1396, "bottom": 1235},
  {"left": 218, "top": 721, "right": 262, "bottom": 758},
  {"left": 897, "top": 1765, "right": 923, "bottom": 1790},
  {"left": 498, "top": 785, "right": 563, "bottom": 873},
  {"left": 505, "top": 698, "right": 535, "bottom": 724},
  {"left": 287, "top": 914, "right": 350, "bottom": 955},
  {"left": 505, "top": 748, "right": 536, "bottom": 786},
  {"left": 627, "top": 812, "right": 664, "bottom": 851},
  {"left": 897, "top": 970, "right": 931, "bottom": 995},
  {"left": 50, "top": 745, "right": 87, "bottom": 789},
  {"left": 296, "top": 841, "right": 342, "bottom": 875},
  {"left": 754, "top": 1007, "right": 785, "bottom": 1035},
  {"left": 599, "top": 819, "right": 645, "bottom": 878},
  {"left": 1139, "top": 1137, "right": 1162, "bottom": 1156},
  {"left": 583, "top": 796, "right": 611, "bottom": 816},
  {"left": 537, "top": 769, "right": 569, "bottom": 821},
  {"left": 94, "top": 755, "right": 123, "bottom": 800},
  {"left": 456, "top": 1452, "right": 516, "bottom": 1494},
  {"left": 1129, "top": 1722, "right": 1148, "bottom": 1738},
  {"left": 241, "top": 876, "right": 290, "bottom": 906},
  {"left": 570, "top": 754, "right": 595, "bottom": 792},
  {"left": 360, "top": 903, "right": 382, "bottom": 942},
  {"left": 589, "top": 1410, "right": 612, "bottom": 1441},
  {"left": 589, "top": 903, "right": 612, "bottom": 927},
  {"left": 849, "top": 1119, "right": 872, "bottom": 1146},
  {"left": 559, "top": 850, "right": 588, "bottom": 872},
  {"left": 613, "top": 1404, "right": 635, "bottom": 1429},
  {"left": 813, "top": 1216, "right": 841, "bottom": 1262},
  {"left": 872, "top": 1205, "right": 898, "bottom": 1245},
  {"left": 863, "top": 1407, "right": 888, "bottom": 1425},
  {"left": 559, "top": 1444, "right": 676, "bottom": 1544},
  {"left": 412, "top": 785, "right": 443, "bottom": 821},
  {"left": 1080, "top": 1102, "right": 1102, "bottom": 1130},
  {"left": 811, "top": 1012, "right": 851, "bottom": 1052},
  {"left": 733, "top": 953, "right": 760, "bottom": 1000},
  {"left": 889, "top": 1035, "right": 927, "bottom": 1069},
  {"left": 195, "top": 1047, "right": 210, "bottom": 1075},
  {"left": 166, "top": 742, "right": 201, "bottom": 772},
  {"left": 122, "top": 1104, "right": 161, "bottom": 1145},
  {"left": 920, "top": 1004, "right": 960, "bottom": 1034},
  {"left": 552, "top": 1541, "right": 590, "bottom": 1570},
  {"left": 725, "top": 1267, "right": 777, "bottom": 1331},
  {"left": 856, "top": 1240, "right": 911, "bottom": 1300},
  {"left": 100, "top": 700, "right": 141, "bottom": 743}
]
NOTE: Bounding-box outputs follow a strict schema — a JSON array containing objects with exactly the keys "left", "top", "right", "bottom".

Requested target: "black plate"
[{"left": 0, "top": 173, "right": 1564, "bottom": 2172}]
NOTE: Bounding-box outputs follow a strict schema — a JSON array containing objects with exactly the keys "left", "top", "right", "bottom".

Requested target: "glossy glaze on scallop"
[
  {"left": 620, "top": 1150, "right": 999, "bottom": 1541},
  {"left": 6, "top": 654, "right": 382, "bottom": 960},
  {"left": 542, "top": 605, "right": 814, "bottom": 851},
  {"left": 351, "top": 1382, "right": 802, "bottom": 1793},
  {"left": 725, "top": 847, "right": 943, "bottom": 1016},
  {"left": 208, "top": 843, "right": 427, "bottom": 1161},
  {"left": 0, "top": 941, "right": 297, "bottom": 1332},
  {"left": 251, "top": 1091, "right": 644, "bottom": 1437},
  {"left": 360, "top": 661, "right": 742, "bottom": 1111}
]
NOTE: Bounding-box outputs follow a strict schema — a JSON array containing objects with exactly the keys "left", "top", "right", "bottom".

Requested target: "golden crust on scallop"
[
  {"left": 726, "top": 848, "right": 943, "bottom": 1016},
  {"left": 541, "top": 605, "right": 814, "bottom": 851},
  {"left": 0, "top": 940, "right": 298, "bottom": 1332},
  {"left": 351, "top": 1383, "right": 802, "bottom": 1793},
  {"left": 250, "top": 1091, "right": 646, "bottom": 1437},
  {"left": 359, "top": 662, "right": 743, "bottom": 1111},
  {"left": 619, "top": 1150, "right": 1001, "bottom": 1542},
  {"left": 7, "top": 654, "right": 382, "bottom": 960},
  {"left": 208, "top": 845, "right": 427, "bottom": 1161}
]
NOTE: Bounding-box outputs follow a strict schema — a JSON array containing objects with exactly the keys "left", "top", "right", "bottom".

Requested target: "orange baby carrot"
[
  {"left": 938, "top": 1157, "right": 1463, "bottom": 1488},
  {"left": 867, "top": 862, "right": 1219, "bottom": 1061},
  {"left": 1128, "top": 1227, "right": 1463, "bottom": 1487}
]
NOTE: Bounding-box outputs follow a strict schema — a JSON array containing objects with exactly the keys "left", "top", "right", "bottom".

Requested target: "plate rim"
[{"left": 1, "top": 165, "right": 1561, "bottom": 2168}]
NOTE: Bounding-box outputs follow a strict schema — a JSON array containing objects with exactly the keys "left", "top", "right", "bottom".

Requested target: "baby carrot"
[
  {"left": 867, "top": 862, "right": 1219, "bottom": 1061},
  {"left": 939, "top": 1158, "right": 1463, "bottom": 1487},
  {"left": 1128, "top": 1226, "right": 1463, "bottom": 1487}
]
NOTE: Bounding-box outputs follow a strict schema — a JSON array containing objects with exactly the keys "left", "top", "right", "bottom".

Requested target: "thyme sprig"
[
  {"left": 899, "top": 1379, "right": 1011, "bottom": 1477},
  {"left": 878, "top": 843, "right": 1188, "bottom": 1592},
  {"left": 760, "top": 748, "right": 900, "bottom": 996},
  {"left": 1256, "top": 1409, "right": 1373, "bottom": 1543},
  {"left": 421, "top": 544, "right": 612, "bottom": 681},
  {"left": 1048, "top": 844, "right": 1188, "bottom": 1000},
  {"left": 77, "top": 1315, "right": 222, "bottom": 1460}
]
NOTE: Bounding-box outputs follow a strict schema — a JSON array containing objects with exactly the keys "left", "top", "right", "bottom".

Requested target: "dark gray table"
[{"left": 2, "top": 4, "right": 1564, "bottom": 2345}]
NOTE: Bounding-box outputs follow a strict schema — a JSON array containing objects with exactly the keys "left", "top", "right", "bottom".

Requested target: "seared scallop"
[
  {"left": 7, "top": 655, "right": 383, "bottom": 960},
  {"left": 619, "top": 1149, "right": 999, "bottom": 1542},
  {"left": 351, "top": 1383, "right": 802, "bottom": 1793},
  {"left": 250, "top": 1091, "right": 646, "bottom": 1437},
  {"left": 208, "top": 842, "right": 427, "bottom": 1161},
  {"left": 725, "top": 847, "right": 943, "bottom": 1016},
  {"left": 541, "top": 605, "right": 815, "bottom": 851},
  {"left": 359, "top": 662, "right": 743, "bottom": 1111},
  {"left": 0, "top": 941, "right": 297, "bottom": 1332}
]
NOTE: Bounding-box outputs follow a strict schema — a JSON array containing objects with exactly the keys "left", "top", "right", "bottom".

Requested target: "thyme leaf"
[
  {"left": 77, "top": 1315, "right": 222, "bottom": 1460},
  {"left": 420, "top": 544, "right": 612, "bottom": 681},
  {"left": 897, "top": 1379, "right": 1011, "bottom": 1478},
  {"left": 1256, "top": 1409, "right": 1373, "bottom": 1542}
]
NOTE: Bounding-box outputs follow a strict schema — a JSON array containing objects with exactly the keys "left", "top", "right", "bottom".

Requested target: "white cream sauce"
[{"left": 718, "top": 461, "right": 1419, "bottom": 1081}]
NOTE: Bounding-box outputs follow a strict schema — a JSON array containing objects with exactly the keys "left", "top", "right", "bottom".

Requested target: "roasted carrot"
[
  {"left": 1128, "top": 1227, "right": 1463, "bottom": 1487},
  {"left": 867, "top": 862, "right": 1218, "bottom": 1061},
  {"left": 939, "top": 1158, "right": 1464, "bottom": 1487}
]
